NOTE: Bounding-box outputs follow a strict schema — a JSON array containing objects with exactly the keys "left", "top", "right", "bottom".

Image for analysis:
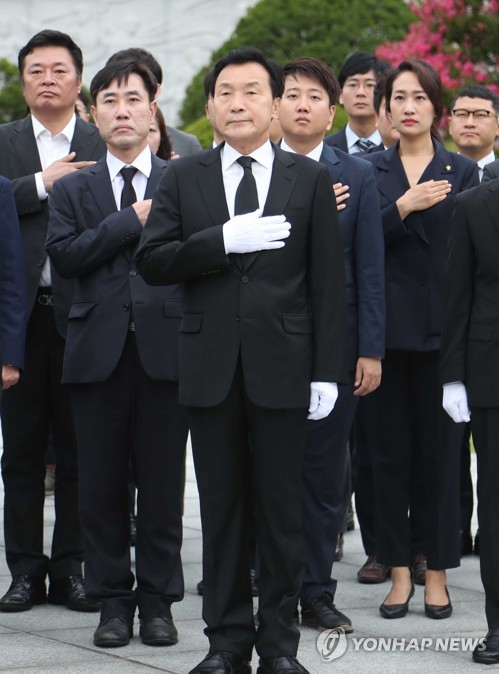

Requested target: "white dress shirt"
[
  {"left": 106, "top": 146, "right": 152, "bottom": 210},
  {"left": 31, "top": 113, "right": 76, "bottom": 286},
  {"left": 281, "top": 139, "right": 323, "bottom": 162},
  {"left": 221, "top": 140, "right": 274, "bottom": 218}
]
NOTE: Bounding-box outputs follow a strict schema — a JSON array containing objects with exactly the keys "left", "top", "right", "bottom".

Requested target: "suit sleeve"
[
  {"left": 136, "top": 163, "right": 230, "bottom": 284},
  {"left": 46, "top": 178, "right": 143, "bottom": 279},
  {"left": 440, "top": 194, "right": 474, "bottom": 384},
  {"left": 309, "top": 167, "right": 349, "bottom": 384},
  {"left": 482, "top": 162, "right": 499, "bottom": 184},
  {"left": 355, "top": 163, "right": 385, "bottom": 359},
  {"left": 0, "top": 180, "right": 27, "bottom": 368}
]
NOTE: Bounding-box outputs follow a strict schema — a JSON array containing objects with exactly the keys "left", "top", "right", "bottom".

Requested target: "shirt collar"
[
  {"left": 345, "top": 123, "right": 381, "bottom": 152},
  {"left": 31, "top": 113, "right": 76, "bottom": 142},
  {"left": 106, "top": 145, "right": 153, "bottom": 182},
  {"left": 478, "top": 150, "right": 497, "bottom": 171},
  {"left": 281, "top": 138, "right": 323, "bottom": 162},
  {"left": 221, "top": 139, "right": 274, "bottom": 171}
]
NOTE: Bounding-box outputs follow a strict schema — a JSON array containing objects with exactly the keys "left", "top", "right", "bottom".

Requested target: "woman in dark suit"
[{"left": 363, "top": 60, "right": 478, "bottom": 619}]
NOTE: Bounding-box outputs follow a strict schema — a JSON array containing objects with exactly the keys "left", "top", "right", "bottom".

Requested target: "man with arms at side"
[
  {"left": 440, "top": 177, "right": 499, "bottom": 665},
  {"left": 0, "top": 29, "right": 105, "bottom": 614},
  {"left": 325, "top": 52, "right": 383, "bottom": 155},
  {"left": 0, "top": 178, "right": 27, "bottom": 393},
  {"left": 46, "top": 60, "right": 188, "bottom": 648},
  {"left": 278, "top": 57, "right": 385, "bottom": 632},
  {"left": 137, "top": 48, "right": 348, "bottom": 674}
]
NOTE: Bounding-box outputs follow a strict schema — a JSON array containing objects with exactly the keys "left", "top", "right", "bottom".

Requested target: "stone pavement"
[{"left": 0, "top": 442, "right": 493, "bottom": 673}]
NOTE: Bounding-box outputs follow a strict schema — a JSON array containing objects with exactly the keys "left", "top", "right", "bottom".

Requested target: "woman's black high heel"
[{"left": 380, "top": 582, "right": 415, "bottom": 619}]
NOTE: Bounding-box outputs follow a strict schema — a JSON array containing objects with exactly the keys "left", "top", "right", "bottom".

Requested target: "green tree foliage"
[
  {"left": 179, "top": 0, "right": 413, "bottom": 128},
  {"left": 0, "top": 58, "right": 26, "bottom": 124}
]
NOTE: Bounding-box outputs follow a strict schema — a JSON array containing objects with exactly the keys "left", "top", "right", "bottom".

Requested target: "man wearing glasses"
[{"left": 449, "top": 86, "right": 498, "bottom": 181}]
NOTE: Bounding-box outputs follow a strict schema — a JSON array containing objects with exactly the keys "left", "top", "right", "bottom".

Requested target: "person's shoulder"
[{"left": 0, "top": 116, "right": 30, "bottom": 136}]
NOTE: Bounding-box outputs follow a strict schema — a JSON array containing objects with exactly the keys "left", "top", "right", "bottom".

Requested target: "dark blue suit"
[
  {"left": 363, "top": 140, "right": 479, "bottom": 569},
  {"left": 324, "top": 128, "right": 348, "bottom": 153},
  {"left": 300, "top": 143, "right": 385, "bottom": 603},
  {"left": 46, "top": 154, "right": 188, "bottom": 620},
  {"left": 0, "top": 177, "right": 26, "bottom": 372}
]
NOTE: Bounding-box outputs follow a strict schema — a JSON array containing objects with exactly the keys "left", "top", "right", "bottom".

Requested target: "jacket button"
[
  {"left": 122, "top": 303, "right": 130, "bottom": 311},
  {"left": 241, "top": 275, "right": 249, "bottom": 284},
  {"left": 129, "top": 270, "right": 137, "bottom": 277},
  {"left": 35, "top": 259, "right": 44, "bottom": 267}
]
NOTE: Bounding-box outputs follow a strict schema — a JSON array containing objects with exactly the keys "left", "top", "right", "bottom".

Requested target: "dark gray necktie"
[
  {"left": 234, "top": 156, "right": 259, "bottom": 215},
  {"left": 120, "top": 167, "right": 138, "bottom": 209},
  {"left": 352, "top": 138, "right": 375, "bottom": 155}
]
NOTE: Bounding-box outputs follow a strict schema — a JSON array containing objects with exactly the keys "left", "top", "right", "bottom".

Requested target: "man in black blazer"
[
  {"left": 137, "top": 48, "right": 348, "bottom": 674},
  {"left": 483, "top": 159, "right": 499, "bottom": 182},
  {"left": 440, "top": 178, "right": 499, "bottom": 665},
  {"left": 0, "top": 30, "right": 105, "bottom": 614},
  {"left": 46, "top": 60, "right": 188, "bottom": 649},
  {"left": 325, "top": 53, "right": 383, "bottom": 155},
  {"left": 0, "top": 177, "right": 27, "bottom": 392},
  {"left": 278, "top": 57, "right": 385, "bottom": 631}
]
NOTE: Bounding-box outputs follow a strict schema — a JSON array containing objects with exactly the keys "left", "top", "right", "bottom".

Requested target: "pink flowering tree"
[{"left": 376, "top": 0, "right": 499, "bottom": 109}]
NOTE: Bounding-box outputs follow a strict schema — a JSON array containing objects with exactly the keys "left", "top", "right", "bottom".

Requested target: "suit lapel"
[
  {"left": 71, "top": 117, "right": 104, "bottom": 160},
  {"left": 86, "top": 159, "right": 117, "bottom": 221},
  {"left": 319, "top": 144, "right": 342, "bottom": 183},
  {"left": 10, "top": 116, "right": 43, "bottom": 175},
  {"left": 145, "top": 154, "right": 167, "bottom": 198}
]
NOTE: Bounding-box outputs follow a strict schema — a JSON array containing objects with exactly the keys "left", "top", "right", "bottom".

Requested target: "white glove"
[
  {"left": 308, "top": 382, "right": 339, "bottom": 420},
  {"left": 223, "top": 208, "right": 291, "bottom": 254},
  {"left": 442, "top": 382, "right": 471, "bottom": 423}
]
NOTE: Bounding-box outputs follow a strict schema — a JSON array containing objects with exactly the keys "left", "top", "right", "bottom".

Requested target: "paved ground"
[{"left": 0, "top": 442, "right": 494, "bottom": 673}]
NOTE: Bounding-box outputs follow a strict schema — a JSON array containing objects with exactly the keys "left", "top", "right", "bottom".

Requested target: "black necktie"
[
  {"left": 120, "top": 167, "right": 138, "bottom": 209},
  {"left": 353, "top": 138, "right": 375, "bottom": 155},
  {"left": 234, "top": 156, "right": 259, "bottom": 215}
]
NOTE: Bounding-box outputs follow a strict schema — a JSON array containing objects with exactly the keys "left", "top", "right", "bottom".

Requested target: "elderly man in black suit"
[
  {"left": 441, "top": 177, "right": 499, "bottom": 664},
  {"left": 0, "top": 178, "right": 27, "bottom": 393},
  {"left": 137, "top": 47, "right": 348, "bottom": 674},
  {"left": 0, "top": 29, "right": 105, "bottom": 614},
  {"left": 46, "top": 60, "right": 188, "bottom": 649}
]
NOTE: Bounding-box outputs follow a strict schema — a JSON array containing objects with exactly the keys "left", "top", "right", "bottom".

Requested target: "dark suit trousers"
[
  {"left": 1, "top": 294, "right": 83, "bottom": 579},
  {"left": 300, "top": 382, "right": 357, "bottom": 603},
  {"left": 468, "top": 407, "right": 499, "bottom": 628},
  {"left": 187, "top": 361, "right": 307, "bottom": 659},
  {"left": 70, "top": 333, "right": 188, "bottom": 620},
  {"left": 365, "top": 349, "right": 462, "bottom": 569}
]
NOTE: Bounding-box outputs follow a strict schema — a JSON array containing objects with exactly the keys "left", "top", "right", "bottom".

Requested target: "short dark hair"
[
  {"left": 338, "top": 52, "right": 379, "bottom": 88},
  {"left": 18, "top": 29, "right": 83, "bottom": 79},
  {"left": 152, "top": 106, "right": 173, "bottom": 160},
  {"left": 283, "top": 57, "right": 340, "bottom": 106},
  {"left": 106, "top": 47, "right": 162, "bottom": 85},
  {"left": 373, "top": 71, "right": 394, "bottom": 114},
  {"left": 210, "top": 47, "right": 282, "bottom": 99},
  {"left": 385, "top": 59, "right": 443, "bottom": 140},
  {"left": 450, "top": 85, "right": 499, "bottom": 115},
  {"left": 90, "top": 60, "right": 158, "bottom": 105},
  {"left": 203, "top": 69, "right": 213, "bottom": 101}
]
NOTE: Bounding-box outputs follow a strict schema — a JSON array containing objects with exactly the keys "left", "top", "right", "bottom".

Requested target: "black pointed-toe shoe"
[
  {"left": 379, "top": 583, "right": 415, "bottom": 619},
  {"left": 424, "top": 587, "right": 452, "bottom": 619}
]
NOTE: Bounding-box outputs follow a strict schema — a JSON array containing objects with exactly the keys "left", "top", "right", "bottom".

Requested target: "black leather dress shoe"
[
  {"left": 379, "top": 583, "right": 415, "bottom": 619},
  {"left": 140, "top": 616, "right": 178, "bottom": 646},
  {"left": 48, "top": 576, "right": 101, "bottom": 612},
  {"left": 93, "top": 616, "right": 133, "bottom": 648},
  {"left": 424, "top": 587, "right": 452, "bottom": 619},
  {"left": 189, "top": 650, "right": 251, "bottom": 673},
  {"left": 301, "top": 594, "right": 353, "bottom": 632},
  {"left": 0, "top": 576, "right": 46, "bottom": 612},
  {"left": 473, "top": 629, "right": 499, "bottom": 664},
  {"left": 257, "top": 655, "right": 310, "bottom": 673}
]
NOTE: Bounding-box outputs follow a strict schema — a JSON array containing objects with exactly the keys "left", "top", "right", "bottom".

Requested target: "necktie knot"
[
  {"left": 354, "top": 138, "right": 375, "bottom": 154},
  {"left": 237, "top": 155, "right": 255, "bottom": 170},
  {"left": 120, "top": 166, "right": 138, "bottom": 209}
]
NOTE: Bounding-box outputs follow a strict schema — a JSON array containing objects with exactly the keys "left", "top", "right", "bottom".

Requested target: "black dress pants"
[
  {"left": 187, "top": 361, "right": 307, "bottom": 659},
  {"left": 1, "top": 293, "right": 83, "bottom": 580},
  {"left": 469, "top": 407, "right": 499, "bottom": 629},
  {"left": 70, "top": 334, "right": 188, "bottom": 620},
  {"left": 365, "top": 349, "right": 462, "bottom": 570}
]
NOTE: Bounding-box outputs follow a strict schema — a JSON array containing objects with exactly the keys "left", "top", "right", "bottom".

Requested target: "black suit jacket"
[
  {"left": 440, "top": 178, "right": 499, "bottom": 407},
  {"left": 0, "top": 115, "right": 106, "bottom": 336},
  {"left": 364, "top": 140, "right": 479, "bottom": 351},
  {"left": 318, "top": 144, "right": 385, "bottom": 369},
  {"left": 482, "top": 159, "right": 499, "bottom": 183},
  {"left": 0, "top": 177, "right": 27, "bottom": 369},
  {"left": 46, "top": 154, "right": 183, "bottom": 384},
  {"left": 136, "top": 142, "right": 348, "bottom": 408},
  {"left": 324, "top": 128, "right": 348, "bottom": 153}
]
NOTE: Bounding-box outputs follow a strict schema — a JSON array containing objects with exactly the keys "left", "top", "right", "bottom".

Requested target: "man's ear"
[
  {"left": 272, "top": 97, "right": 281, "bottom": 118},
  {"left": 326, "top": 104, "right": 336, "bottom": 132},
  {"left": 91, "top": 105, "right": 98, "bottom": 128}
]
